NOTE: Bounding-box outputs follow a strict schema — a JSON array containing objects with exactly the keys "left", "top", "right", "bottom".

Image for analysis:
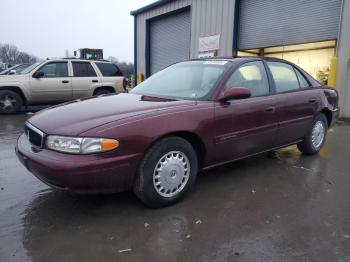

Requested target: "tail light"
[{"left": 123, "top": 78, "right": 127, "bottom": 91}]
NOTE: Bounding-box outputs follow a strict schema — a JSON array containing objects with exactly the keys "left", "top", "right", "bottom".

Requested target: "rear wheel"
[
  {"left": 134, "top": 137, "right": 198, "bottom": 208},
  {"left": 0, "top": 90, "right": 23, "bottom": 114},
  {"left": 297, "top": 114, "right": 328, "bottom": 155}
]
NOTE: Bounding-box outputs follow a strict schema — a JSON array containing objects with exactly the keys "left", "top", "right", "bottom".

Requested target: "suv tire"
[
  {"left": 297, "top": 114, "right": 328, "bottom": 155},
  {"left": 134, "top": 136, "right": 198, "bottom": 208},
  {"left": 0, "top": 90, "right": 23, "bottom": 114}
]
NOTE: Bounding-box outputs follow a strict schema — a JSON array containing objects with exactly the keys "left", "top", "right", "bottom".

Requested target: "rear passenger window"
[
  {"left": 225, "top": 61, "right": 269, "bottom": 97},
  {"left": 267, "top": 62, "right": 300, "bottom": 93},
  {"left": 72, "top": 62, "right": 97, "bottom": 77},
  {"left": 96, "top": 63, "right": 123, "bottom": 77},
  {"left": 295, "top": 69, "right": 310, "bottom": 88}
]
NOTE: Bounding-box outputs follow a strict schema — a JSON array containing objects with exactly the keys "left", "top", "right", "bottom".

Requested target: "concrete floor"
[{"left": 0, "top": 112, "right": 350, "bottom": 262}]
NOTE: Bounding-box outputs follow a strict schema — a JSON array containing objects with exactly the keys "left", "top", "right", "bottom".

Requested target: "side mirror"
[
  {"left": 9, "top": 70, "right": 16, "bottom": 75},
  {"left": 218, "top": 87, "right": 251, "bottom": 101},
  {"left": 33, "top": 71, "right": 44, "bottom": 78}
]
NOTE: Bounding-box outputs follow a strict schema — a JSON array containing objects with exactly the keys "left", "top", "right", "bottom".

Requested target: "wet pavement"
[{"left": 0, "top": 112, "right": 350, "bottom": 262}]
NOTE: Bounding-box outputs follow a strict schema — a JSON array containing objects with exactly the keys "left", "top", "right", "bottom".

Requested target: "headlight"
[{"left": 46, "top": 136, "right": 119, "bottom": 154}]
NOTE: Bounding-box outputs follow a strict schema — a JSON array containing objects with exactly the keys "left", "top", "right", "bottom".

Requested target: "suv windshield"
[
  {"left": 20, "top": 62, "right": 41, "bottom": 74},
  {"left": 130, "top": 61, "right": 230, "bottom": 100}
]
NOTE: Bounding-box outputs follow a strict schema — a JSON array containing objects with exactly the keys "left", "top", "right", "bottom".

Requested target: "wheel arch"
[
  {"left": 151, "top": 131, "right": 207, "bottom": 169},
  {"left": 0, "top": 86, "right": 27, "bottom": 104},
  {"left": 93, "top": 86, "right": 116, "bottom": 96}
]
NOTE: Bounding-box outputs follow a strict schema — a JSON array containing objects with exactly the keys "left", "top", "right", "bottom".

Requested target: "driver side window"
[
  {"left": 39, "top": 62, "right": 68, "bottom": 78},
  {"left": 225, "top": 61, "right": 269, "bottom": 97}
]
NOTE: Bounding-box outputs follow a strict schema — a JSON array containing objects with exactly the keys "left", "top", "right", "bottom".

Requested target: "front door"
[
  {"left": 213, "top": 61, "right": 278, "bottom": 163},
  {"left": 29, "top": 61, "right": 72, "bottom": 103}
]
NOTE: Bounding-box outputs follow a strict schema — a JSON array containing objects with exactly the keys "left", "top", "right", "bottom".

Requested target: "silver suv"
[{"left": 0, "top": 59, "right": 126, "bottom": 114}]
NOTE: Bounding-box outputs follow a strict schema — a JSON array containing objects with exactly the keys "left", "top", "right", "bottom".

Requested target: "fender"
[
  {"left": 100, "top": 78, "right": 124, "bottom": 93},
  {"left": 0, "top": 75, "right": 31, "bottom": 101}
]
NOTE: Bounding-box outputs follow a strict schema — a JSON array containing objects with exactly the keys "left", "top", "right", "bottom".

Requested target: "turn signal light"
[{"left": 101, "top": 139, "right": 119, "bottom": 151}]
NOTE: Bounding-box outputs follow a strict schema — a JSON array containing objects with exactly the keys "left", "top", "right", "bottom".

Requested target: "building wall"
[
  {"left": 135, "top": 0, "right": 350, "bottom": 118},
  {"left": 336, "top": 0, "right": 350, "bottom": 118},
  {"left": 135, "top": 0, "right": 236, "bottom": 75},
  {"left": 190, "top": 0, "right": 235, "bottom": 58}
]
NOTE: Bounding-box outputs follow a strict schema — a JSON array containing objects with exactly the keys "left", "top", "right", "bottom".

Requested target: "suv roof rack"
[{"left": 62, "top": 58, "right": 111, "bottom": 62}]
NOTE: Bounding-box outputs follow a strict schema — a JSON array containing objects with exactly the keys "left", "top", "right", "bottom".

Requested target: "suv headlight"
[{"left": 46, "top": 136, "right": 119, "bottom": 154}]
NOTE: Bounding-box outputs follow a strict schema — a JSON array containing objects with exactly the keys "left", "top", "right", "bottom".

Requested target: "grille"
[{"left": 25, "top": 123, "right": 44, "bottom": 148}]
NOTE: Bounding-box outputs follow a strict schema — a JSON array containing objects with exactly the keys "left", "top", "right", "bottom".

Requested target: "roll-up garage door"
[
  {"left": 239, "top": 0, "right": 342, "bottom": 50},
  {"left": 150, "top": 9, "right": 191, "bottom": 75}
]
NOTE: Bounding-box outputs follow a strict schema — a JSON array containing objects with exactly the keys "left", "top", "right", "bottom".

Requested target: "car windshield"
[
  {"left": 16, "top": 64, "right": 31, "bottom": 73},
  {"left": 20, "top": 62, "right": 42, "bottom": 74},
  {"left": 130, "top": 61, "right": 230, "bottom": 100},
  {"left": 0, "top": 65, "right": 18, "bottom": 75}
]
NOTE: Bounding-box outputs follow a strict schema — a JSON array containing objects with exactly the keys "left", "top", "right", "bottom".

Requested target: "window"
[
  {"left": 95, "top": 63, "right": 123, "bottom": 77},
  {"left": 15, "top": 64, "right": 30, "bottom": 73},
  {"left": 295, "top": 69, "right": 310, "bottom": 88},
  {"left": 72, "top": 62, "right": 97, "bottom": 77},
  {"left": 267, "top": 62, "right": 300, "bottom": 93},
  {"left": 21, "top": 62, "right": 41, "bottom": 74},
  {"left": 225, "top": 61, "right": 269, "bottom": 97},
  {"left": 39, "top": 62, "right": 68, "bottom": 78}
]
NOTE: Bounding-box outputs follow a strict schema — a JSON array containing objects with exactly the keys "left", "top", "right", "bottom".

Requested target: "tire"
[
  {"left": 0, "top": 90, "right": 23, "bottom": 114},
  {"left": 134, "top": 136, "right": 198, "bottom": 208},
  {"left": 297, "top": 114, "right": 328, "bottom": 155},
  {"left": 94, "top": 89, "right": 113, "bottom": 96}
]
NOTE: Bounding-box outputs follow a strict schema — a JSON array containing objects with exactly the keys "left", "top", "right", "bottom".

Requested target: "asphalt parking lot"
[{"left": 1, "top": 111, "right": 350, "bottom": 262}]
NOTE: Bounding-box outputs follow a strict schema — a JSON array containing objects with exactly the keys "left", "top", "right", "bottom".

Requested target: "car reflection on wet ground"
[{"left": 0, "top": 111, "right": 350, "bottom": 262}]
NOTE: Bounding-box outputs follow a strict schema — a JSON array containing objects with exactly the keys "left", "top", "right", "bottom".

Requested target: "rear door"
[
  {"left": 266, "top": 61, "right": 319, "bottom": 146},
  {"left": 213, "top": 61, "right": 278, "bottom": 163},
  {"left": 71, "top": 61, "right": 101, "bottom": 99},
  {"left": 95, "top": 62, "right": 125, "bottom": 93},
  {"left": 29, "top": 61, "right": 72, "bottom": 103}
]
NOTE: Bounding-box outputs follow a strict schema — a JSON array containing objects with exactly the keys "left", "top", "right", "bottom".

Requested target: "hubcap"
[
  {"left": 153, "top": 151, "right": 190, "bottom": 198},
  {"left": 311, "top": 121, "right": 325, "bottom": 149},
  {"left": 0, "top": 95, "right": 16, "bottom": 111}
]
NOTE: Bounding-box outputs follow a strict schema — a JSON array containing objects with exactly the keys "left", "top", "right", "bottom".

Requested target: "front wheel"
[
  {"left": 297, "top": 114, "right": 328, "bottom": 155},
  {"left": 134, "top": 137, "right": 198, "bottom": 208},
  {"left": 0, "top": 90, "right": 23, "bottom": 114}
]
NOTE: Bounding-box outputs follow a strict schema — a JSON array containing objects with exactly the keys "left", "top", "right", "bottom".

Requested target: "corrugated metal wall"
[
  {"left": 239, "top": 0, "right": 342, "bottom": 50},
  {"left": 135, "top": 0, "right": 236, "bottom": 76},
  {"left": 190, "top": 0, "right": 235, "bottom": 58}
]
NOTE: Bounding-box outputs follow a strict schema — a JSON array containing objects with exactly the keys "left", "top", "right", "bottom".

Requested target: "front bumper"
[{"left": 16, "top": 134, "right": 142, "bottom": 194}]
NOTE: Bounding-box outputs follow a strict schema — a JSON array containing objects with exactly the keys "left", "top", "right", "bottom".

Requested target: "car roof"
[{"left": 190, "top": 56, "right": 291, "bottom": 63}]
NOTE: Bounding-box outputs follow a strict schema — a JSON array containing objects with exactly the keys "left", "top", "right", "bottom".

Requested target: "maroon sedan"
[{"left": 16, "top": 57, "right": 339, "bottom": 207}]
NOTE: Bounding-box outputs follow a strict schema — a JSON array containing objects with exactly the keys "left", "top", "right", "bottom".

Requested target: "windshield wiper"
[{"left": 140, "top": 95, "right": 179, "bottom": 102}]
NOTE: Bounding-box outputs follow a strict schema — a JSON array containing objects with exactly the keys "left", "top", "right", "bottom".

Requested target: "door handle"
[
  {"left": 265, "top": 106, "right": 275, "bottom": 113},
  {"left": 92, "top": 80, "right": 98, "bottom": 83},
  {"left": 309, "top": 98, "right": 317, "bottom": 104},
  {"left": 62, "top": 80, "right": 69, "bottom": 84}
]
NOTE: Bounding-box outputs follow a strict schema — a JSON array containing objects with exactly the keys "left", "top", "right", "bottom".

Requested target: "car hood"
[
  {"left": 0, "top": 74, "right": 27, "bottom": 81},
  {"left": 28, "top": 93, "right": 196, "bottom": 136}
]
